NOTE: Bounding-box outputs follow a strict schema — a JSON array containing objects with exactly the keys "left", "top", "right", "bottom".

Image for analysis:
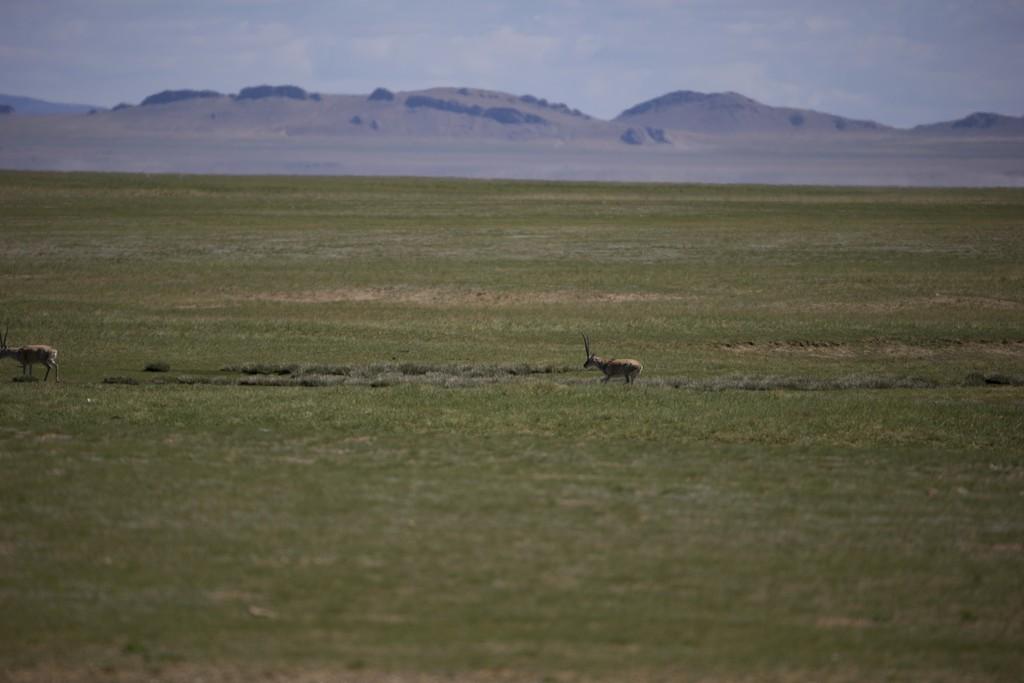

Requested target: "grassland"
[{"left": 1, "top": 171, "right": 1022, "bottom": 682}]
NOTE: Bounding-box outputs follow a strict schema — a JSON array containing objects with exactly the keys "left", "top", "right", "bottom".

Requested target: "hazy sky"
[{"left": 2, "top": 0, "right": 1022, "bottom": 127}]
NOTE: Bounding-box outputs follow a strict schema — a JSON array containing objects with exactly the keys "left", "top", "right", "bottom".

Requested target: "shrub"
[{"left": 222, "top": 363, "right": 296, "bottom": 375}]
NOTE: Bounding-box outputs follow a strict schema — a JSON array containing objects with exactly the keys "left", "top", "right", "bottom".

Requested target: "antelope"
[
  {"left": 1, "top": 325, "right": 59, "bottom": 382},
  {"left": 582, "top": 334, "right": 642, "bottom": 384}
]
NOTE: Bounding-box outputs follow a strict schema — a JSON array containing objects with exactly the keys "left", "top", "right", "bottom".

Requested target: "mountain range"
[
  {"left": 2, "top": 84, "right": 1023, "bottom": 186},
  {"left": 4, "top": 84, "right": 1023, "bottom": 139}
]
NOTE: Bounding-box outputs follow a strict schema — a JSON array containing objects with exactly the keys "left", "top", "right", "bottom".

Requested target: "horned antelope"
[
  {"left": 1, "top": 325, "right": 59, "bottom": 382},
  {"left": 582, "top": 334, "right": 642, "bottom": 384}
]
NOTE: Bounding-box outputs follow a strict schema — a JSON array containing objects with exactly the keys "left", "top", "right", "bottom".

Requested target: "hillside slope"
[
  {"left": 615, "top": 90, "right": 889, "bottom": 134},
  {"left": 912, "top": 111, "right": 1024, "bottom": 136},
  {"left": 0, "top": 93, "right": 103, "bottom": 115},
  {"left": 93, "top": 85, "right": 646, "bottom": 145}
]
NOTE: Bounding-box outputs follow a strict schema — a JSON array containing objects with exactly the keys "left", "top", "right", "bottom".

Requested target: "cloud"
[
  {"left": 452, "top": 26, "right": 560, "bottom": 76},
  {"left": 803, "top": 15, "right": 848, "bottom": 34},
  {"left": 349, "top": 35, "right": 397, "bottom": 61},
  {"left": 202, "top": 20, "right": 314, "bottom": 78},
  {"left": 336, "top": 25, "right": 561, "bottom": 90},
  {"left": 572, "top": 35, "right": 602, "bottom": 60}
]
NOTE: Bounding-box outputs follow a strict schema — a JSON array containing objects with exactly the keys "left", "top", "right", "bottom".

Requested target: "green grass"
[{"left": 1, "top": 171, "right": 1023, "bottom": 682}]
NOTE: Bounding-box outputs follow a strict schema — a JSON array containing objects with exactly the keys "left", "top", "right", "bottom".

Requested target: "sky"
[{"left": 2, "top": 0, "right": 1023, "bottom": 127}]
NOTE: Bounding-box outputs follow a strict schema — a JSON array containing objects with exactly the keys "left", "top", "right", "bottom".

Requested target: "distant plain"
[
  {"left": 1, "top": 172, "right": 1023, "bottom": 682},
  {"left": 3, "top": 120, "right": 1024, "bottom": 186},
  {"left": 3, "top": 85, "right": 1024, "bottom": 186}
]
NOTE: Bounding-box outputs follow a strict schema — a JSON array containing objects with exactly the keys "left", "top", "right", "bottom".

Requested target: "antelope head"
[{"left": 582, "top": 333, "right": 598, "bottom": 370}]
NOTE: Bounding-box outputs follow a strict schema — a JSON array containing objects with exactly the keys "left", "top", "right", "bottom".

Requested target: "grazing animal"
[
  {"left": 582, "top": 333, "right": 642, "bottom": 384},
  {"left": 1, "top": 325, "right": 59, "bottom": 382}
]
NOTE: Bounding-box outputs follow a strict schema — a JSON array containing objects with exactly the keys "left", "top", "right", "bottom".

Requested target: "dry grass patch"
[
  {"left": 796, "top": 296, "right": 1024, "bottom": 314},
  {"left": 245, "top": 287, "right": 695, "bottom": 307},
  {"left": 721, "top": 339, "right": 1024, "bottom": 359}
]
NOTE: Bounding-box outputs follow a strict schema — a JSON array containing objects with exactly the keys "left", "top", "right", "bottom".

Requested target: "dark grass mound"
[
  {"left": 171, "top": 366, "right": 949, "bottom": 391},
  {"left": 103, "top": 376, "right": 139, "bottom": 385},
  {"left": 221, "top": 363, "right": 350, "bottom": 376},
  {"left": 106, "top": 365, "right": 1024, "bottom": 392},
  {"left": 190, "top": 362, "right": 575, "bottom": 388},
  {"left": 965, "top": 372, "right": 1024, "bottom": 386}
]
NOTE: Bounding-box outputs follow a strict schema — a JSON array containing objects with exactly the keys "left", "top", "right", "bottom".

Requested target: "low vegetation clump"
[
  {"left": 102, "top": 376, "right": 139, "bottom": 385},
  {"left": 964, "top": 372, "right": 1024, "bottom": 386},
  {"left": 191, "top": 362, "right": 576, "bottom": 388},
  {"left": 103, "top": 368, "right": 1018, "bottom": 392},
  {"left": 221, "top": 362, "right": 314, "bottom": 375}
]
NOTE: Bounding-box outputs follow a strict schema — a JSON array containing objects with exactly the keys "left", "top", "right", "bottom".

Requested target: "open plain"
[{"left": 1, "top": 171, "right": 1023, "bottom": 682}]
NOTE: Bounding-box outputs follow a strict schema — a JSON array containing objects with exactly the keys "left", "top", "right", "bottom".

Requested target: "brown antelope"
[
  {"left": 582, "top": 334, "right": 642, "bottom": 384},
  {"left": 1, "top": 325, "right": 59, "bottom": 382}
]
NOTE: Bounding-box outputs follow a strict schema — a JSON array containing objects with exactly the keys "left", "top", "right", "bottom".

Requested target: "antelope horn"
[{"left": 582, "top": 333, "right": 590, "bottom": 356}]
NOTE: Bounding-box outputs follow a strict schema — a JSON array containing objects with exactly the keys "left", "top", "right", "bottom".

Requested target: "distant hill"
[
  {"left": 103, "top": 85, "right": 629, "bottom": 145},
  {"left": 0, "top": 93, "right": 103, "bottom": 115},
  {"left": 912, "top": 112, "right": 1024, "bottom": 136},
  {"left": 615, "top": 90, "right": 889, "bottom": 134}
]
